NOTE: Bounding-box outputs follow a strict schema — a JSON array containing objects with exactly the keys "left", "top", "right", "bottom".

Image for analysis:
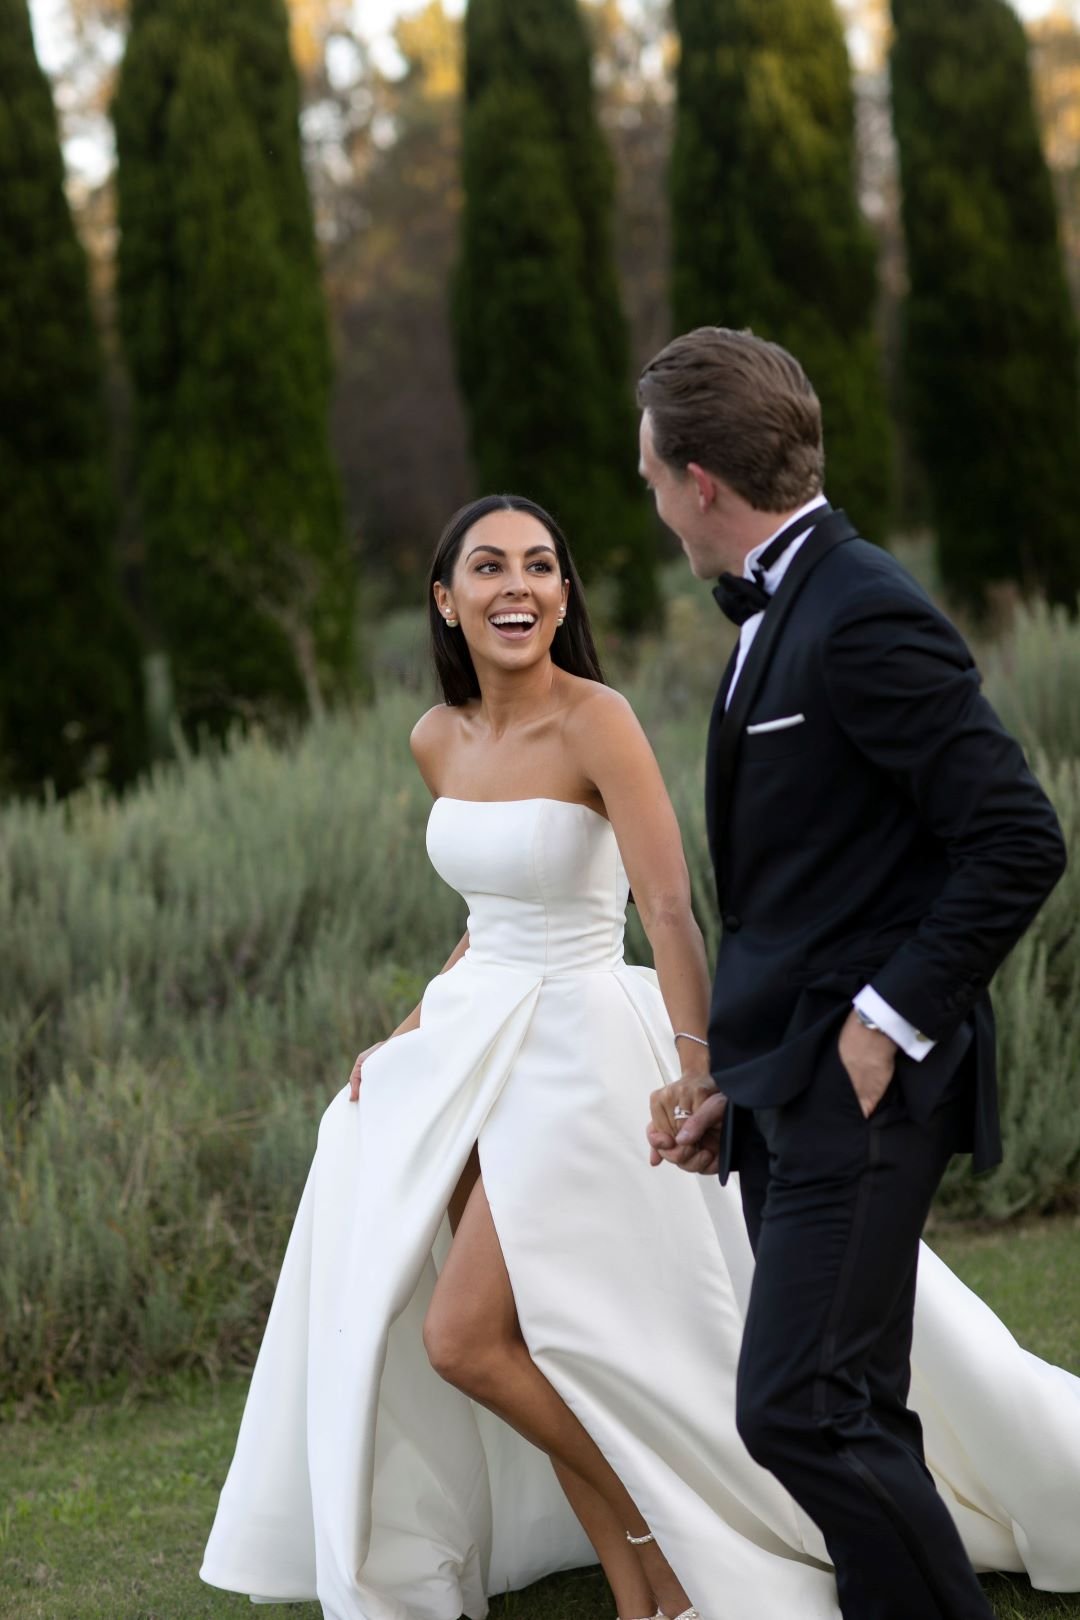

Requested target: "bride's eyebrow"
[{"left": 464, "top": 544, "right": 558, "bottom": 561}]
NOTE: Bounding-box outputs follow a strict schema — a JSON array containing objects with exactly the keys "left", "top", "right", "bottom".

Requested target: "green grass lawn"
[{"left": 3, "top": 1218, "right": 1078, "bottom": 1620}]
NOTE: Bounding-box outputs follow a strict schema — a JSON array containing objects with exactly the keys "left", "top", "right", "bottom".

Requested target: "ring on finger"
[{"left": 672, "top": 1106, "right": 692, "bottom": 1120}]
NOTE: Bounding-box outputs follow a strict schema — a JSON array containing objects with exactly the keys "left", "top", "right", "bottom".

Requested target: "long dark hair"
[{"left": 428, "top": 494, "right": 606, "bottom": 706}]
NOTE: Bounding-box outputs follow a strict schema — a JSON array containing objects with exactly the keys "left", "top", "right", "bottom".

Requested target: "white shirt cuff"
[{"left": 854, "top": 986, "right": 936, "bottom": 1061}]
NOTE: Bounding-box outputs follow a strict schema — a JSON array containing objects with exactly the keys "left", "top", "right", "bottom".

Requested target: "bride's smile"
[
  {"left": 433, "top": 507, "right": 570, "bottom": 674},
  {"left": 488, "top": 610, "right": 538, "bottom": 641}
]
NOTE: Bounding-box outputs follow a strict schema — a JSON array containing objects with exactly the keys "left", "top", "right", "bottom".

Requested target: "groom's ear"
[{"left": 687, "top": 461, "right": 720, "bottom": 511}]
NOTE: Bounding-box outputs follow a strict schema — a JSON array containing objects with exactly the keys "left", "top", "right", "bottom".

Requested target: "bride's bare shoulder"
[
  {"left": 410, "top": 703, "right": 466, "bottom": 790},
  {"left": 561, "top": 676, "right": 639, "bottom": 734},
  {"left": 411, "top": 702, "right": 454, "bottom": 748},
  {"left": 561, "top": 679, "right": 656, "bottom": 796}
]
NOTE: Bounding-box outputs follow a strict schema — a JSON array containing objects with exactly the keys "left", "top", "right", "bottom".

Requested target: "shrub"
[
  {"left": 937, "top": 748, "right": 1080, "bottom": 1217},
  {"left": 113, "top": 0, "right": 356, "bottom": 734},
  {"left": 891, "top": 0, "right": 1080, "bottom": 606},
  {"left": 981, "top": 598, "right": 1080, "bottom": 765},
  {"left": 455, "top": 0, "right": 658, "bottom": 629},
  {"left": 0, "top": 696, "right": 457, "bottom": 1399},
  {"left": 0, "top": 0, "right": 145, "bottom": 795},
  {"left": 670, "top": 0, "right": 892, "bottom": 539}
]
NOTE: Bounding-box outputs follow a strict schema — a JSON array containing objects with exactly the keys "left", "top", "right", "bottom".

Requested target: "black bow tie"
[
  {"left": 712, "top": 503, "right": 830, "bottom": 628},
  {"left": 713, "top": 572, "right": 771, "bottom": 626}
]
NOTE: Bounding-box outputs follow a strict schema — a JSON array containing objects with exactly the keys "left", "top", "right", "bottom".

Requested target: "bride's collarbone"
[
  {"left": 439, "top": 751, "right": 601, "bottom": 815},
  {"left": 436, "top": 705, "right": 606, "bottom": 816}
]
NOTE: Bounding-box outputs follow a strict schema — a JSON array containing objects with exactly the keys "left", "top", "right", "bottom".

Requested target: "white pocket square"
[{"left": 746, "top": 713, "right": 806, "bottom": 735}]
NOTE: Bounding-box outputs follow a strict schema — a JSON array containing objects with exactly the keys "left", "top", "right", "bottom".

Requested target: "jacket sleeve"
[{"left": 822, "top": 589, "right": 1067, "bottom": 1041}]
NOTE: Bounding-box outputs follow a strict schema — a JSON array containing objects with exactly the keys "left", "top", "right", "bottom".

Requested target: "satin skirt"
[{"left": 201, "top": 957, "right": 1080, "bottom": 1619}]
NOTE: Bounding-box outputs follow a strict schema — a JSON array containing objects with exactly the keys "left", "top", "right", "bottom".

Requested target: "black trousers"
[{"left": 732, "top": 1041, "right": 994, "bottom": 1620}]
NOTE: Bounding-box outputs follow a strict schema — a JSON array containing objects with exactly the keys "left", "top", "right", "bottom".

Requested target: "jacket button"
[{"left": 723, "top": 913, "right": 742, "bottom": 932}]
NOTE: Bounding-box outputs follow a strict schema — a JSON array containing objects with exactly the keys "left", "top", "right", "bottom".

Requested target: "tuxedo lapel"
[{"left": 710, "top": 512, "right": 858, "bottom": 851}]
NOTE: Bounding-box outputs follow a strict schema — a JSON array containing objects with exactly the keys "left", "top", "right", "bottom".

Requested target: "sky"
[
  {"left": 27, "top": 0, "right": 1064, "bottom": 188},
  {"left": 28, "top": 0, "right": 467, "bottom": 74},
  {"left": 29, "top": 0, "right": 1061, "bottom": 74}
]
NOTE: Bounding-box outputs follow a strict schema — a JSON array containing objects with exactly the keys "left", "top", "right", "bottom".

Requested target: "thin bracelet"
[{"left": 673, "top": 1031, "right": 708, "bottom": 1049}]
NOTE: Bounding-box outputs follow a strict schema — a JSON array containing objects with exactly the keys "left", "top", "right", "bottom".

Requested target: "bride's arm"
[{"left": 566, "top": 688, "right": 724, "bottom": 1168}]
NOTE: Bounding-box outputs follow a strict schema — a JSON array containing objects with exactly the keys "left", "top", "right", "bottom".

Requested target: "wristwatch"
[{"left": 853, "top": 1004, "right": 884, "bottom": 1033}]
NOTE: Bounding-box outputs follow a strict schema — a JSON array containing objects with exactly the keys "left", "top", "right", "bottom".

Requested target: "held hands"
[
  {"left": 348, "top": 1041, "right": 386, "bottom": 1102},
  {"left": 645, "top": 1008, "right": 895, "bottom": 1164},
  {"left": 647, "top": 1074, "right": 728, "bottom": 1176},
  {"left": 837, "top": 1008, "right": 897, "bottom": 1118}
]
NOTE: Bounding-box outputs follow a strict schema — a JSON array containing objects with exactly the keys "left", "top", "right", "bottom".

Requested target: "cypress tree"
[
  {"left": 891, "top": 0, "right": 1080, "bottom": 607},
  {"left": 455, "top": 0, "right": 659, "bottom": 629},
  {"left": 0, "top": 0, "right": 144, "bottom": 795},
  {"left": 113, "top": 0, "right": 355, "bottom": 733},
  {"left": 671, "top": 0, "right": 891, "bottom": 539}
]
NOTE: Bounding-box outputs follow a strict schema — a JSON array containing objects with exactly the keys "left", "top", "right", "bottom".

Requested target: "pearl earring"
[
  {"left": 556, "top": 616, "right": 566, "bottom": 627},
  {"left": 445, "top": 614, "right": 458, "bottom": 628}
]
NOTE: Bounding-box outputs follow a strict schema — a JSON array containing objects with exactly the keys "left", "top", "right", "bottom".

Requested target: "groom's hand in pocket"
[
  {"left": 837, "top": 1009, "right": 897, "bottom": 1118},
  {"left": 648, "top": 1079, "right": 727, "bottom": 1174}
]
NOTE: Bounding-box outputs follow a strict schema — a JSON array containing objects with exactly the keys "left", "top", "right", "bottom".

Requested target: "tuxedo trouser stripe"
[
  {"left": 810, "top": 1123, "right": 880, "bottom": 1426},
  {"left": 811, "top": 1126, "right": 965, "bottom": 1620},
  {"left": 836, "top": 1442, "right": 951, "bottom": 1620}
]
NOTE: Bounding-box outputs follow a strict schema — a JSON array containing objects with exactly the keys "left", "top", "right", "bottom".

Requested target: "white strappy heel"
[
  {"left": 623, "top": 1531, "right": 701, "bottom": 1620},
  {"left": 620, "top": 1607, "right": 699, "bottom": 1619}
]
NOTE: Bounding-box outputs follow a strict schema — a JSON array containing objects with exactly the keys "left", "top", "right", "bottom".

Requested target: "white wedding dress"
[{"left": 201, "top": 797, "right": 1080, "bottom": 1620}]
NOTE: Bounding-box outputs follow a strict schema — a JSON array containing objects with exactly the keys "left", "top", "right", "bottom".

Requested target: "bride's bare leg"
[
  {"left": 444, "top": 1155, "right": 657, "bottom": 1611},
  {"left": 429, "top": 1168, "right": 690, "bottom": 1620},
  {"left": 446, "top": 1144, "right": 482, "bottom": 1233},
  {"left": 548, "top": 1460, "right": 664, "bottom": 1619}
]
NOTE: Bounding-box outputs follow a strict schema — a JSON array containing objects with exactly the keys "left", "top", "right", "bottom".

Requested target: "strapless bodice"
[{"left": 426, "top": 797, "right": 629, "bottom": 974}]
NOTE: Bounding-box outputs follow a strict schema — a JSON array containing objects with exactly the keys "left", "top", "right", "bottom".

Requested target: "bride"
[{"left": 201, "top": 494, "right": 1080, "bottom": 1620}]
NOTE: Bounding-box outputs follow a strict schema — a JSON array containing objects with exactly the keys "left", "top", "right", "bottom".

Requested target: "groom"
[{"left": 640, "top": 328, "right": 1067, "bottom": 1620}]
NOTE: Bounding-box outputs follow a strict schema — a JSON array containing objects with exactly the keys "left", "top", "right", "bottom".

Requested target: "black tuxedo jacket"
[{"left": 705, "top": 512, "right": 1067, "bottom": 1173}]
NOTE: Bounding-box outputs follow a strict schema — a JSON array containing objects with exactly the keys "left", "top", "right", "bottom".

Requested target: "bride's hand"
[
  {"left": 348, "top": 1042, "right": 386, "bottom": 1102},
  {"left": 648, "top": 1077, "right": 727, "bottom": 1173}
]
